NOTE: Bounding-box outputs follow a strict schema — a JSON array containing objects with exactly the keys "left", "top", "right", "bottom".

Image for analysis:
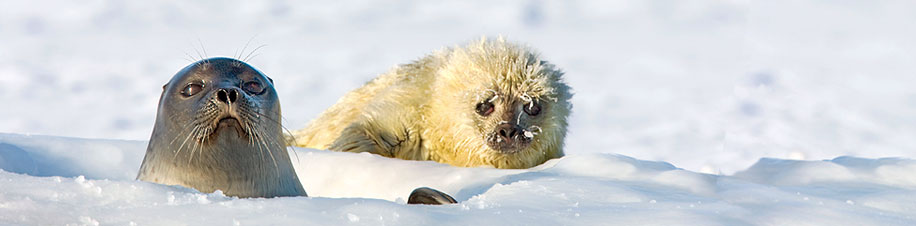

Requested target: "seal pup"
[
  {"left": 137, "top": 57, "right": 306, "bottom": 198},
  {"left": 290, "top": 38, "right": 572, "bottom": 169}
]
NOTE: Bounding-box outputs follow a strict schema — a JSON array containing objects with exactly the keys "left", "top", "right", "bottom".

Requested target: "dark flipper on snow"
[{"left": 408, "top": 187, "right": 457, "bottom": 205}]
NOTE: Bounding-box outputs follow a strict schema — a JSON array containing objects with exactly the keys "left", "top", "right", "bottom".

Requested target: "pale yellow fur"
[{"left": 290, "top": 38, "right": 572, "bottom": 169}]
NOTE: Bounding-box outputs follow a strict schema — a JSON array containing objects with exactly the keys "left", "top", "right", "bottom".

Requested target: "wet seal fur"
[
  {"left": 290, "top": 38, "right": 572, "bottom": 169},
  {"left": 137, "top": 57, "right": 306, "bottom": 198}
]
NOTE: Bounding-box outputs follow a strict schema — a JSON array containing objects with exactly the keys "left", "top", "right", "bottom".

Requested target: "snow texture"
[{"left": 1, "top": 133, "right": 915, "bottom": 225}]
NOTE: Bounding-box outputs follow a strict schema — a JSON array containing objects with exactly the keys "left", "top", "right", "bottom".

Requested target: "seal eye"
[
  {"left": 476, "top": 102, "right": 494, "bottom": 116},
  {"left": 524, "top": 102, "right": 541, "bottom": 116},
  {"left": 181, "top": 84, "right": 202, "bottom": 97},
  {"left": 243, "top": 81, "right": 265, "bottom": 94}
]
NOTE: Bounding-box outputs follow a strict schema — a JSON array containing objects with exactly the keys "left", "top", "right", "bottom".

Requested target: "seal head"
[
  {"left": 137, "top": 57, "right": 306, "bottom": 198},
  {"left": 425, "top": 38, "right": 572, "bottom": 168}
]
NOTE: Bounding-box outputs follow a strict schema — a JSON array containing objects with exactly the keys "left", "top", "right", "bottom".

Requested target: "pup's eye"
[
  {"left": 181, "top": 84, "right": 203, "bottom": 97},
  {"left": 243, "top": 81, "right": 265, "bottom": 94},
  {"left": 476, "top": 102, "right": 495, "bottom": 116},
  {"left": 524, "top": 101, "right": 541, "bottom": 116}
]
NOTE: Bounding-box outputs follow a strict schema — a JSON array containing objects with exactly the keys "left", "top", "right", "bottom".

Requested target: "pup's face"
[
  {"left": 473, "top": 87, "right": 546, "bottom": 154},
  {"left": 433, "top": 39, "right": 571, "bottom": 168},
  {"left": 464, "top": 68, "right": 570, "bottom": 162}
]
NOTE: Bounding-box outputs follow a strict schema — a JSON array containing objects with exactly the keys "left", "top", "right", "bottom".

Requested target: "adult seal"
[{"left": 137, "top": 57, "right": 306, "bottom": 198}]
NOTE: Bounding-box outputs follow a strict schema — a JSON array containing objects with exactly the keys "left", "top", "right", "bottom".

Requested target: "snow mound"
[
  {"left": 1, "top": 133, "right": 915, "bottom": 225},
  {"left": 736, "top": 157, "right": 916, "bottom": 188}
]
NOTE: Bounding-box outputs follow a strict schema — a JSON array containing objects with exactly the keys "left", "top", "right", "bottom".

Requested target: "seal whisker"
[
  {"left": 169, "top": 123, "right": 191, "bottom": 147},
  {"left": 193, "top": 48, "right": 205, "bottom": 66},
  {"left": 240, "top": 109, "right": 269, "bottom": 163},
  {"left": 238, "top": 35, "right": 258, "bottom": 61},
  {"left": 196, "top": 126, "right": 211, "bottom": 161},
  {"left": 176, "top": 125, "right": 197, "bottom": 162},
  {"left": 182, "top": 54, "right": 196, "bottom": 63},
  {"left": 197, "top": 38, "right": 209, "bottom": 64},
  {"left": 249, "top": 110, "right": 296, "bottom": 141},
  {"left": 487, "top": 89, "right": 500, "bottom": 103},
  {"left": 251, "top": 124, "right": 280, "bottom": 177},
  {"left": 527, "top": 125, "right": 542, "bottom": 134},
  {"left": 244, "top": 44, "right": 267, "bottom": 62},
  {"left": 254, "top": 122, "right": 282, "bottom": 176},
  {"left": 200, "top": 128, "right": 212, "bottom": 161},
  {"left": 186, "top": 110, "right": 210, "bottom": 164},
  {"left": 249, "top": 120, "right": 269, "bottom": 166},
  {"left": 190, "top": 100, "right": 221, "bottom": 164},
  {"left": 250, "top": 111, "right": 299, "bottom": 145},
  {"left": 192, "top": 130, "right": 204, "bottom": 164},
  {"left": 173, "top": 124, "right": 199, "bottom": 161},
  {"left": 246, "top": 53, "right": 263, "bottom": 62},
  {"left": 184, "top": 51, "right": 199, "bottom": 63},
  {"left": 251, "top": 110, "right": 302, "bottom": 161},
  {"left": 516, "top": 106, "right": 525, "bottom": 124},
  {"left": 247, "top": 121, "right": 266, "bottom": 163},
  {"left": 234, "top": 48, "right": 240, "bottom": 62},
  {"left": 187, "top": 125, "right": 204, "bottom": 164}
]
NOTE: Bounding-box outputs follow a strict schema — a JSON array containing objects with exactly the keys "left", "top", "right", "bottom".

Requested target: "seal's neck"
[{"left": 137, "top": 128, "right": 306, "bottom": 198}]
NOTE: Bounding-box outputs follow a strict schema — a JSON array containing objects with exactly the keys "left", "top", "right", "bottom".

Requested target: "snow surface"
[{"left": 1, "top": 133, "right": 915, "bottom": 225}]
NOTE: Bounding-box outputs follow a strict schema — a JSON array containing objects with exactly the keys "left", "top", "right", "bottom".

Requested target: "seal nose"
[
  {"left": 216, "top": 88, "right": 239, "bottom": 104},
  {"left": 496, "top": 123, "right": 521, "bottom": 141}
]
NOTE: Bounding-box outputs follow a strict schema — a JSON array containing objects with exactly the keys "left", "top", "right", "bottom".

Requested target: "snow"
[
  {"left": 1, "top": 133, "right": 915, "bottom": 225},
  {"left": 2, "top": 0, "right": 916, "bottom": 224}
]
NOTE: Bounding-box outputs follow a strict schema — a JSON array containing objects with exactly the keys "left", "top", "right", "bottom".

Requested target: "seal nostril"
[
  {"left": 217, "top": 89, "right": 229, "bottom": 103},
  {"left": 228, "top": 89, "right": 238, "bottom": 103}
]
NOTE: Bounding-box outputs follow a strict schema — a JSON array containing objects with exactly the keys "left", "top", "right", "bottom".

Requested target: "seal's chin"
[
  {"left": 486, "top": 136, "right": 532, "bottom": 154},
  {"left": 492, "top": 143, "right": 531, "bottom": 154}
]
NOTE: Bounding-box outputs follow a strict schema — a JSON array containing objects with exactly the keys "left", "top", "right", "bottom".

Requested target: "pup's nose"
[{"left": 496, "top": 123, "right": 521, "bottom": 140}]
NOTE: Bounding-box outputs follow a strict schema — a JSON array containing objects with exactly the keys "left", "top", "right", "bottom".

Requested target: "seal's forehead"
[
  {"left": 452, "top": 40, "right": 548, "bottom": 81},
  {"left": 459, "top": 53, "right": 557, "bottom": 98},
  {"left": 171, "top": 57, "right": 267, "bottom": 83}
]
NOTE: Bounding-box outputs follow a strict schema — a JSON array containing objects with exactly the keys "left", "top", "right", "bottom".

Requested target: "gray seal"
[{"left": 136, "top": 57, "right": 306, "bottom": 198}]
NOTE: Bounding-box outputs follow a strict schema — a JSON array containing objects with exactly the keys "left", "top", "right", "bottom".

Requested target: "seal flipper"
[
  {"left": 329, "top": 112, "right": 422, "bottom": 160},
  {"left": 408, "top": 187, "right": 457, "bottom": 205}
]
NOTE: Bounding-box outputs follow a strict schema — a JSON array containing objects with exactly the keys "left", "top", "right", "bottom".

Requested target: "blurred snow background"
[{"left": 2, "top": 0, "right": 916, "bottom": 174}]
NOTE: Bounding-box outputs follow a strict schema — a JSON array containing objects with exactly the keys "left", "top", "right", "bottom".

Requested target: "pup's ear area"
[{"left": 407, "top": 187, "right": 457, "bottom": 205}]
